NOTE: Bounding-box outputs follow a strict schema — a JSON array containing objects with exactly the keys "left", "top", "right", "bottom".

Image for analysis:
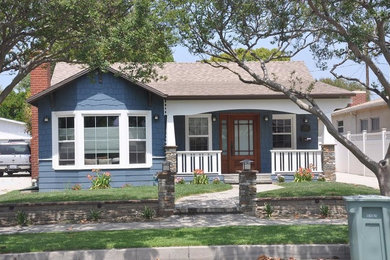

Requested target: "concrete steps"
[
  {"left": 222, "top": 173, "right": 272, "bottom": 184},
  {"left": 175, "top": 207, "right": 241, "bottom": 215}
]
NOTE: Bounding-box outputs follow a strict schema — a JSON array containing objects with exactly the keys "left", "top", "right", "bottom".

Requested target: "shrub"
[
  {"left": 212, "top": 177, "right": 221, "bottom": 184},
  {"left": 142, "top": 206, "right": 155, "bottom": 220},
  {"left": 15, "top": 210, "right": 28, "bottom": 226},
  {"left": 72, "top": 184, "right": 82, "bottom": 190},
  {"left": 317, "top": 173, "right": 326, "bottom": 182},
  {"left": 87, "top": 169, "right": 111, "bottom": 189},
  {"left": 264, "top": 202, "right": 274, "bottom": 218},
  {"left": 191, "top": 169, "right": 209, "bottom": 184},
  {"left": 294, "top": 167, "right": 314, "bottom": 182},
  {"left": 276, "top": 174, "right": 285, "bottom": 183},
  {"left": 175, "top": 177, "right": 185, "bottom": 184},
  {"left": 320, "top": 204, "right": 330, "bottom": 218},
  {"left": 88, "top": 209, "right": 101, "bottom": 221}
]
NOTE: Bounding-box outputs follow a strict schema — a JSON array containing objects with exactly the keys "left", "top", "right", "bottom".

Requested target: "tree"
[
  {"left": 169, "top": 0, "right": 390, "bottom": 195},
  {"left": 0, "top": 0, "right": 174, "bottom": 104},
  {"left": 208, "top": 47, "right": 290, "bottom": 62},
  {"left": 320, "top": 78, "right": 370, "bottom": 101}
]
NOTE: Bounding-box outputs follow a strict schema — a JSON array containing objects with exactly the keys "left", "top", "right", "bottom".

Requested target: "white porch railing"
[
  {"left": 271, "top": 149, "right": 323, "bottom": 174},
  {"left": 176, "top": 150, "right": 222, "bottom": 174}
]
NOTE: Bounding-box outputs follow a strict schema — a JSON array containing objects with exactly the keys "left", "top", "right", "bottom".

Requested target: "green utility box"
[{"left": 344, "top": 195, "right": 390, "bottom": 260}]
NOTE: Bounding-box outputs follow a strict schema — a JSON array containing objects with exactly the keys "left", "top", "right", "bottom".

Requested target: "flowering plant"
[
  {"left": 88, "top": 169, "right": 111, "bottom": 189},
  {"left": 175, "top": 177, "right": 185, "bottom": 184},
  {"left": 212, "top": 177, "right": 221, "bottom": 184},
  {"left": 191, "top": 169, "right": 209, "bottom": 184},
  {"left": 294, "top": 167, "right": 314, "bottom": 182}
]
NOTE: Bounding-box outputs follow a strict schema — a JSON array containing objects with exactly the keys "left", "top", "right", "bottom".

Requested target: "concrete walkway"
[
  {"left": 336, "top": 172, "right": 379, "bottom": 189},
  {"left": 0, "top": 214, "right": 347, "bottom": 235},
  {"left": 176, "top": 184, "right": 282, "bottom": 209}
]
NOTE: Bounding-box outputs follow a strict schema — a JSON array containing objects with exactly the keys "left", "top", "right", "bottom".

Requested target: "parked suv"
[{"left": 0, "top": 141, "right": 31, "bottom": 177}]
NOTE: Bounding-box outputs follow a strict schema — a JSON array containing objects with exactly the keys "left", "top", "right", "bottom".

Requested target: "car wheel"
[
  {"left": 7, "top": 172, "right": 13, "bottom": 176},
  {"left": 0, "top": 172, "right": 3, "bottom": 177}
]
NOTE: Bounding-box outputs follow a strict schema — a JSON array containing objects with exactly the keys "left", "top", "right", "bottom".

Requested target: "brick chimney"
[
  {"left": 351, "top": 91, "right": 367, "bottom": 106},
  {"left": 30, "top": 63, "right": 51, "bottom": 180}
]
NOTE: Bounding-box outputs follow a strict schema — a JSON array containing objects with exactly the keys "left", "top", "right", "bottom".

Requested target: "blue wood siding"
[
  {"left": 39, "top": 158, "right": 164, "bottom": 191},
  {"left": 296, "top": 114, "right": 318, "bottom": 149},
  {"left": 36, "top": 72, "right": 165, "bottom": 191},
  {"left": 174, "top": 116, "right": 185, "bottom": 151}
]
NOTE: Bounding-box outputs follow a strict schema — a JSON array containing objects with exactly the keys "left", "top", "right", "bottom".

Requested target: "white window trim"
[
  {"left": 337, "top": 120, "right": 344, "bottom": 134},
  {"left": 185, "top": 114, "right": 212, "bottom": 151},
  {"left": 272, "top": 114, "right": 296, "bottom": 149},
  {"left": 52, "top": 110, "right": 152, "bottom": 170},
  {"left": 360, "top": 118, "right": 369, "bottom": 133},
  {"left": 370, "top": 117, "right": 380, "bottom": 132}
]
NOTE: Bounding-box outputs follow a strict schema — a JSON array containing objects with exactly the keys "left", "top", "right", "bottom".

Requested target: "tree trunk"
[{"left": 377, "top": 145, "right": 390, "bottom": 196}]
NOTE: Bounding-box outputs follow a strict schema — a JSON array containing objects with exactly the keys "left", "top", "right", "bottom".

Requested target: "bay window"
[{"left": 52, "top": 110, "right": 151, "bottom": 169}]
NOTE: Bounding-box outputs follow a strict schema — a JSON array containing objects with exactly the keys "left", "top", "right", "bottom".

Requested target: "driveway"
[{"left": 0, "top": 172, "right": 31, "bottom": 195}]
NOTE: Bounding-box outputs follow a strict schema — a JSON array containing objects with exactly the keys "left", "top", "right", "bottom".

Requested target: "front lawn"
[
  {"left": 257, "top": 182, "right": 380, "bottom": 198},
  {"left": 0, "top": 225, "right": 348, "bottom": 254},
  {"left": 0, "top": 184, "right": 232, "bottom": 204}
]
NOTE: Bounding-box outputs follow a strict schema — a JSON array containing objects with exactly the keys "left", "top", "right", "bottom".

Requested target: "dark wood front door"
[{"left": 220, "top": 114, "right": 260, "bottom": 173}]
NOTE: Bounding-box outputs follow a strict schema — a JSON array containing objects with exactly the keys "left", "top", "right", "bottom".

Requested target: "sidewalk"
[
  {"left": 0, "top": 214, "right": 347, "bottom": 235},
  {"left": 336, "top": 172, "right": 379, "bottom": 189}
]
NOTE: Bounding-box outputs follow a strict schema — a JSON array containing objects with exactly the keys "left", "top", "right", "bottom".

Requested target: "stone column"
[
  {"left": 157, "top": 171, "right": 175, "bottom": 217},
  {"left": 165, "top": 146, "right": 177, "bottom": 173},
  {"left": 322, "top": 144, "right": 336, "bottom": 181},
  {"left": 239, "top": 170, "right": 258, "bottom": 215}
]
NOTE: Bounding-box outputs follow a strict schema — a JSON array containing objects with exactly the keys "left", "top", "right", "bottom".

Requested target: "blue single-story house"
[{"left": 28, "top": 62, "right": 353, "bottom": 191}]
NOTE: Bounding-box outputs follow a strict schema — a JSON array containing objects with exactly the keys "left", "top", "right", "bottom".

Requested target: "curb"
[{"left": 0, "top": 244, "right": 350, "bottom": 260}]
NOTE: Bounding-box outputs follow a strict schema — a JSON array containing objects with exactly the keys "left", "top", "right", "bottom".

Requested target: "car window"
[{"left": 0, "top": 145, "right": 30, "bottom": 155}]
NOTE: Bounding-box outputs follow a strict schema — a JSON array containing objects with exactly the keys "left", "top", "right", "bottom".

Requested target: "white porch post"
[
  {"left": 322, "top": 113, "right": 336, "bottom": 145},
  {"left": 166, "top": 114, "right": 176, "bottom": 147}
]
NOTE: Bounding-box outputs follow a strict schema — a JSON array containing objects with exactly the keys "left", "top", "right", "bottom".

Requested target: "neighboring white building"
[{"left": 0, "top": 117, "right": 31, "bottom": 142}]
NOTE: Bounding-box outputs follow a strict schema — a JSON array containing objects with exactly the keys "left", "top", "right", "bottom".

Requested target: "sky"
[{"left": 0, "top": 44, "right": 383, "bottom": 99}]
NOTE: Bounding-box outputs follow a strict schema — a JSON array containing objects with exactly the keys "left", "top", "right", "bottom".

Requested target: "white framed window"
[
  {"left": 185, "top": 114, "right": 212, "bottom": 151},
  {"left": 272, "top": 114, "right": 296, "bottom": 149},
  {"left": 52, "top": 110, "right": 152, "bottom": 170},
  {"left": 371, "top": 117, "right": 380, "bottom": 132},
  {"left": 337, "top": 120, "right": 344, "bottom": 134},
  {"left": 360, "top": 119, "right": 368, "bottom": 132}
]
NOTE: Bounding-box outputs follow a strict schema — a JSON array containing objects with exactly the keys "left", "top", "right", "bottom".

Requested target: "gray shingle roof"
[{"left": 28, "top": 61, "right": 353, "bottom": 103}]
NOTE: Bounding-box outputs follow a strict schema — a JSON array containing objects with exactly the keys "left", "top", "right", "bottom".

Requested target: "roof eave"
[{"left": 165, "top": 93, "right": 355, "bottom": 100}]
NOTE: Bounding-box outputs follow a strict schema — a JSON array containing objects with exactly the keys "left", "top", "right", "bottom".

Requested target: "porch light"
[
  {"left": 154, "top": 114, "right": 159, "bottom": 121},
  {"left": 162, "top": 161, "right": 171, "bottom": 172},
  {"left": 263, "top": 116, "right": 269, "bottom": 122},
  {"left": 303, "top": 117, "right": 309, "bottom": 123},
  {"left": 240, "top": 159, "right": 253, "bottom": 171},
  {"left": 43, "top": 116, "right": 50, "bottom": 123},
  {"left": 212, "top": 116, "right": 217, "bottom": 122}
]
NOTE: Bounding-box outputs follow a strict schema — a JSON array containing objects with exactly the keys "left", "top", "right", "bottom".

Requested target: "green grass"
[
  {"left": 0, "top": 184, "right": 232, "bottom": 204},
  {"left": 258, "top": 182, "right": 380, "bottom": 198},
  {"left": 0, "top": 225, "right": 348, "bottom": 254}
]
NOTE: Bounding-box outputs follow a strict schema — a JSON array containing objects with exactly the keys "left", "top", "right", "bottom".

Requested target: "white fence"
[
  {"left": 176, "top": 150, "right": 222, "bottom": 174},
  {"left": 271, "top": 149, "right": 323, "bottom": 174},
  {"left": 335, "top": 129, "right": 390, "bottom": 176}
]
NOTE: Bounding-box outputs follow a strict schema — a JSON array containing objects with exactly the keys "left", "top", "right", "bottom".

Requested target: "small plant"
[
  {"left": 15, "top": 210, "right": 28, "bottom": 226},
  {"left": 122, "top": 183, "right": 132, "bottom": 188},
  {"left": 87, "top": 169, "right": 111, "bottom": 189},
  {"left": 71, "top": 184, "right": 82, "bottom": 190},
  {"left": 276, "top": 174, "right": 285, "bottom": 183},
  {"left": 88, "top": 209, "right": 101, "bottom": 221},
  {"left": 264, "top": 202, "right": 274, "bottom": 218},
  {"left": 317, "top": 173, "right": 326, "bottom": 182},
  {"left": 319, "top": 204, "right": 329, "bottom": 218},
  {"left": 175, "top": 177, "right": 185, "bottom": 184},
  {"left": 191, "top": 169, "right": 209, "bottom": 184},
  {"left": 212, "top": 177, "right": 221, "bottom": 184},
  {"left": 294, "top": 167, "right": 314, "bottom": 182},
  {"left": 142, "top": 206, "right": 155, "bottom": 220}
]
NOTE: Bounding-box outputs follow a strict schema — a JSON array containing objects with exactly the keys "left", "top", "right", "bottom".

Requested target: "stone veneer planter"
[
  {"left": 255, "top": 196, "right": 347, "bottom": 219},
  {"left": 0, "top": 200, "right": 158, "bottom": 227}
]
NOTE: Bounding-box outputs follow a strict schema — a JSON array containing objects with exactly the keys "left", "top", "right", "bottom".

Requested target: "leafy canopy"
[
  {"left": 208, "top": 48, "right": 290, "bottom": 62},
  {"left": 0, "top": 0, "right": 175, "bottom": 103}
]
